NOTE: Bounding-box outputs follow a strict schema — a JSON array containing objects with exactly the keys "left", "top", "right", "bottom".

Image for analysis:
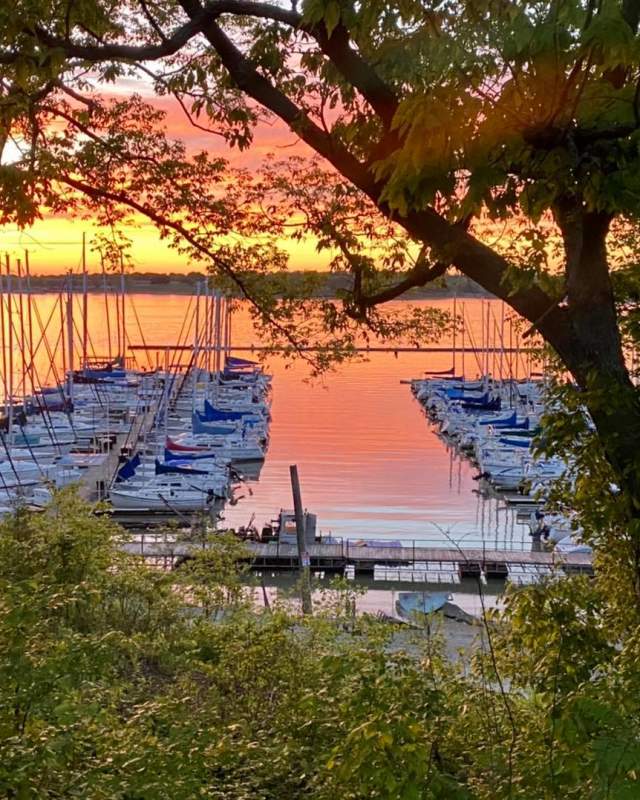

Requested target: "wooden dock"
[
  {"left": 129, "top": 344, "right": 536, "bottom": 355},
  {"left": 120, "top": 535, "right": 593, "bottom": 578},
  {"left": 78, "top": 407, "right": 156, "bottom": 501}
]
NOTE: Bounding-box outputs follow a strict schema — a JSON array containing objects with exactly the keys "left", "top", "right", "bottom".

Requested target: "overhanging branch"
[{"left": 59, "top": 173, "right": 318, "bottom": 366}]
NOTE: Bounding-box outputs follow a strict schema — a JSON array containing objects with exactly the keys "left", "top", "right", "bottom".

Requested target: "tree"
[{"left": 4, "top": 2, "right": 640, "bottom": 555}]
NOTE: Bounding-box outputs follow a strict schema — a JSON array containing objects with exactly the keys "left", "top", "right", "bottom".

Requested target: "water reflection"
[{"left": 15, "top": 295, "right": 533, "bottom": 548}]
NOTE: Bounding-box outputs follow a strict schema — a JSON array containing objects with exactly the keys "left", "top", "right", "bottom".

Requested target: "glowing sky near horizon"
[{"left": 0, "top": 87, "right": 326, "bottom": 275}]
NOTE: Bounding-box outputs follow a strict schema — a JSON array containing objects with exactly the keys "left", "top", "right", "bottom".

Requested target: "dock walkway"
[
  {"left": 121, "top": 535, "right": 593, "bottom": 578},
  {"left": 78, "top": 408, "right": 156, "bottom": 501}
]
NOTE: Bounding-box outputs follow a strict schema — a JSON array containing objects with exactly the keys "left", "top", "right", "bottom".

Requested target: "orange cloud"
[{"left": 3, "top": 83, "right": 319, "bottom": 275}]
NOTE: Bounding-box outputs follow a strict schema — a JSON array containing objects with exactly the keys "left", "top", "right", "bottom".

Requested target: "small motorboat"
[{"left": 395, "top": 591, "right": 452, "bottom": 619}]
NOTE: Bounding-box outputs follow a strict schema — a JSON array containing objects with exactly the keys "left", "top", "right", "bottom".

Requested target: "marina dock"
[
  {"left": 77, "top": 408, "right": 157, "bottom": 501},
  {"left": 121, "top": 534, "right": 593, "bottom": 579}
]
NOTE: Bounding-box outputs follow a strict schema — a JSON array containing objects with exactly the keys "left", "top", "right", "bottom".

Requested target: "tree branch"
[
  {"left": 59, "top": 174, "right": 318, "bottom": 366},
  {"left": 177, "top": 3, "right": 568, "bottom": 347},
  {"left": 355, "top": 260, "right": 448, "bottom": 309},
  {"left": 137, "top": 0, "right": 170, "bottom": 43}
]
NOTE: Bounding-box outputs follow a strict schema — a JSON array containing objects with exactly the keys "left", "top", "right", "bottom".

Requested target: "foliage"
[{"left": 0, "top": 491, "right": 639, "bottom": 798}]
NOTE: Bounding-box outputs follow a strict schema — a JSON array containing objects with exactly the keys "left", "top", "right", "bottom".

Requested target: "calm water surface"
[{"left": 19, "top": 294, "right": 533, "bottom": 548}]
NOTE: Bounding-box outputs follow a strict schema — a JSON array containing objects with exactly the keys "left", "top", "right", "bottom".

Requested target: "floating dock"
[
  {"left": 121, "top": 535, "right": 593, "bottom": 578},
  {"left": 77, "top": 408, "right": 157, "bottom": 501}
]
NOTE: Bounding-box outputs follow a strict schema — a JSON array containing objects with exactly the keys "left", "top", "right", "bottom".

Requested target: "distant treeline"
[{"left": 26, "top": 271, "right": 489, "bottom": 298}]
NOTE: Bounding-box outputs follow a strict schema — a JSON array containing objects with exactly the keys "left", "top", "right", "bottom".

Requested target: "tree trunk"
[{"left": 547, "top": 204, "right": 640, "bottom": 597}]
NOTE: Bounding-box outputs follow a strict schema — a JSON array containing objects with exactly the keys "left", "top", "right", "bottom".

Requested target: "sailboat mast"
[
  {"left": 203, "top": 280, "right": 210, "bottom": 376},
  {"left": 193, "top": 281, "right": 201, "bottom": 410},
  {"left": 66, "top": 271, "right": 74, "bottom": 405},
  {"left": 5, "top": 255, "right": 13, "bottom": 441},
  {"left": 452, "top": 291, "right": 457, "bottom": 376},
  {"left": 213, "top": 291, "right": 221, "bottom": 399},
  {"left": 0, "top": 269, "right": 7, "bottom": 421},
  {"left": 82, "top": 233, "right": 88, "bottom": 370},
  {"left": 24, "top": 251, "right": 36, "bottom": 400},
  {"left": 461, "top": 302, "right": 465, "bottom": 379},
  {"left": 16, "top": 258, "right": 26, "bottom": 411},
  {"left": 485, "top": 301, "right": 491, "bottom": 377},
  {"left": 101, "top": 255, "right": 112, "bottom": 364},
  {"left": 120, "top": 250, "right": 126, "bottom": 367}
]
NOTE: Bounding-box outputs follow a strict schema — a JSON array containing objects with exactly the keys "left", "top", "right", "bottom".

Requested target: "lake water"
[{"left": 9, "top": 293, "right": 535, "bottom": 549}]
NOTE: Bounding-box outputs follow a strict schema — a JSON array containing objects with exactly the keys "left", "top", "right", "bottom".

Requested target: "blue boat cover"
[
  {"left": 461, "top": 395, "right": 501, "bottom": 411},
  {"left": 155, "top": 459, "right": 209, "bottom": 476},
  {"left": 499, "top": 436, "right": 531, "bottom": 448},
  {"left": 82, "top": 369, "right": 127, "bottom": 379},
  {"left": 116, "top": 453, "right": 141, "bottom": 482},
  {"left": 192, "top": 411, "right": 238, "bottom": 435},
  {"left": 478, "top": 410, "right": 516, "bottom": 427},
  {"left": 204, "top": 399, "right": 252, "bottom": 421},
  {"left": 165, "top": 448, "right": 217, "bottom": 462}
]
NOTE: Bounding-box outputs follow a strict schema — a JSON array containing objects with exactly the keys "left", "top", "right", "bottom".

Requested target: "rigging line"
[
  {"left": 0, "top": 272, "right": 7, "bottom": 419},
  {"left": 0, "top": 427, "right": 23, "bottom": 485},
  {"left": 155, "top": 298, "right": 196, "bottom": 428},
  {"left": 71, "top": 289, "right": 114, "bottom": 412},
  {"left": 460, "top": 307, "right": 485, "bottom": 376},
  {"left": 30, "top": 301, "right": 72, "bottom": 452},
  {"left": 108, "top": 411, "right": 139, "bottom": 492},
  {"left": 2, "top": 293, "right": 31, "bottom": 401},
  {"left": 23, "top": 294, "right": 59, "bottom": 371},
  {"left": 123, "top": 322, "right": 139, "bottom": 371},
  {"left": 25, "top": 256, "right": 40, "bottom": 403},
  {"left": 128, "top": 293, "right": 154, "bottom": 370},
  {"left": 24, "top": 351, "right": 65, "bottom": 453},
  {"left": 101, "top": 262, "right": 113, "bottom": 365},
  {"left": 156, "top": 492, "right": 192, "bottom": 523},
  {"left": 14, "top": 277, "right": 60, "bottom": 457},
  {"left": 58, "top": 280, "right": 79, "bottom": 437},
  {"left": 17, "top": 422, "right": 47, "bottom": 478},
  {"left": 15, "top": 262, "right": 27, "bottom": 406},
  {"left": 0, "top": 459, "right": 15, "bottom": 498},
  {"left": 168, "top": 293, "right": 195, "bottom": 397},
  {"left": 73, "top": 290, "right": 101, "bottom": 367},
  {"left": 171, "top": 299, "right": 199, "bottom": 407}
]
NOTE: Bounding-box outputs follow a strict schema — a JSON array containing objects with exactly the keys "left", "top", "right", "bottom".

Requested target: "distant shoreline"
[{"left": 21, "top": 272, "right": 491, "bottom": 299}]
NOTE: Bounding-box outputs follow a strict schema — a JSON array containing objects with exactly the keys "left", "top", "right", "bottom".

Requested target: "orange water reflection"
[{"left": 2, "top": 295, "right": 534, "bottom": 545}]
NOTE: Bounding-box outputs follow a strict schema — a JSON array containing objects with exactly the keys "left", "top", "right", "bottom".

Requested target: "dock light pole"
[{"left": 290, "top": 464, "right": 313, "bottom": 616}]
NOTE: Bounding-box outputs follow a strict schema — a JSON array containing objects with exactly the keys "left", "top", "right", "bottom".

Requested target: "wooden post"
[{"left": 289, "top": 464, "right": 313, "bottom": 616}]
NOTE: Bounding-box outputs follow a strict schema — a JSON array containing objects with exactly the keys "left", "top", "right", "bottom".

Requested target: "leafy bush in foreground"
[{"left": 0, "top": 490, "right": 639, "bottom": 799}]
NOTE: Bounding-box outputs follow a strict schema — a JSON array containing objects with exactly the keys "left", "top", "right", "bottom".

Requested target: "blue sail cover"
[
  {"left": 155, "top": 459, "right": 209, "bottom": 476},
  {"left": 199, "top": 400, "right": 262, "bottom": 422},
  {"left": 195, "top": 406, "right": 237, "bottom": 431},
  {"left": 499, "top": 436, "right": 531, "bottom": 448},
  {"left": 461, "top": 394, "right": 501, "bottom": 411},
  {"left": 192, "top": 411, "right": 239, "bottom": 435},
  {"left": 444, "top": 388, "right": 487, "bottom": 400},
  {"left": 116, "top": 453, "right": 141, "bottom": 482},
  {"left": 82, "top": 369, "right": 127, "bottom": 380},
  {"left": 165, "top": 448, "right": 218, "bottom": 462},
  {"left": 201, "top": 399, "right": 246, "bottom": 422}
]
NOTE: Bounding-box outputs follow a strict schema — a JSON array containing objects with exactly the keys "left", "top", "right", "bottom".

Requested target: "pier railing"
[{"left": 120, "top": 531, "right": 591, "bottom": 573}]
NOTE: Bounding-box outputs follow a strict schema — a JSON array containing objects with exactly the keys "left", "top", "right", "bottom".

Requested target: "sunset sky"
[{"left": 1, "top": 85, "right": 328, "bottom": 276}]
